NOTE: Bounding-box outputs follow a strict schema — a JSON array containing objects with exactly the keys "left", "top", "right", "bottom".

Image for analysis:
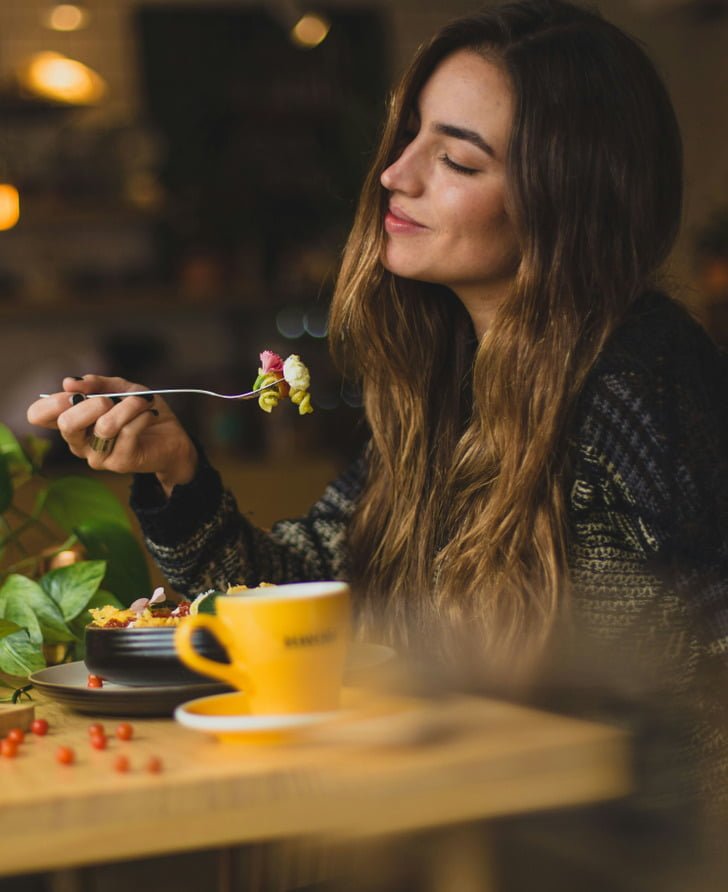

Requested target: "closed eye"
[{"left": 440, "top": 154, "right": 478, "bottom": 176}]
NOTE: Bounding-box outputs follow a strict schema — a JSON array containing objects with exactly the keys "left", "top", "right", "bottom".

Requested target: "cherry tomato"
[
  {"left": 56, "top": 745, "right": 75, "bottom": 766},
  {"left": 87, "top": 675, "right": 104, "bottom": 689},
  {"left": 88, "top": 723, "right": 105, "bottom": 737},
  {"left": 115, "top": 722, "right": 134, "bottom": 741},
  {"left": 90, "top": 733, "right": 107, "bottom": 750},
  {"left": 30, "top": 718, "right": 49, "bottom": 736},
  {"left": 1, "top": 738, "right": 18, "bottom": 758},
  {"left": 114, "top": 754, "right": 130, "bottom": 773},
  {"left": 146, "top": 755, "right": 163, "bottom": 774},
  {"left": 7, "top": 727, "right": 24, "bottom": 744}
]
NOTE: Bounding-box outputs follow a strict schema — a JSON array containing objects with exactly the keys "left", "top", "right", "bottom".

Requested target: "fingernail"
[
  {"left": 138, "top": 393, "right": 154, "bottom": 403},
  {"left": 69, "top": 394, "right": 86, "bottom": 406},
  {"left": 110, "top": 397, "right": 122, "bottom": 405},
  {"left": 149, "top": 408, "right": 159, "bottom": 417},
  {"left": 69, "top": 376, "right": 84, "bottom": 381}
]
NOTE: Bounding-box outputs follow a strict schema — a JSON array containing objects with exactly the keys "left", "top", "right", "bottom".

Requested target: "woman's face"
[{"left": 380, "top": 50, "right": 519, "bottom": 327}]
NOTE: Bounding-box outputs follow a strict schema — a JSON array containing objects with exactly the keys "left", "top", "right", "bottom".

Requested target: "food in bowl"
[
  {"left": 89, "top": 587, "right": 202, "bottom": 629},
  {"left": 84, "top": 584, "right": 271, "bottom": 687}
]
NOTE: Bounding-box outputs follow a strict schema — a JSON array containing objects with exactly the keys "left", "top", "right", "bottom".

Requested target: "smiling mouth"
[
  {"left": 385, "top": 205, "right": 427, "bottom": 234},
  {"left": 388, "top": 205, "right": 425, "bottom": 226}
]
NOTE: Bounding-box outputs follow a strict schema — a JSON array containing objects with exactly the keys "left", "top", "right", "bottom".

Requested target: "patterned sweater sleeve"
[
  {"left": 568, "top": 295, "right": 728, "bottom": 677},
  {"left": 129, "top": 449, "right": 366, "bottom": 596}
]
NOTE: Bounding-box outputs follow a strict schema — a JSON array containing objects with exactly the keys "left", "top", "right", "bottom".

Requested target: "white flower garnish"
[
  {"left": 283, "top": 355, "right": 310, "bottom": 392},
  {"left": 129, "top": 586, "right": 166, "bottom": 614}
]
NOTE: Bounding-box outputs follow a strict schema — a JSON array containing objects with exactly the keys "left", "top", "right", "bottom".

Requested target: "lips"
[
  {"left": 389, "top": 204, "right": 423, "bottom": 226},
  {"left": 384, "top": 204, "right": 428, "bottom": 234}
]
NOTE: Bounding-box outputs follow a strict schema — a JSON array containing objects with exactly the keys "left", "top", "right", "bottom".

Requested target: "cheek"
[
  {"left": 439, "top": 179, "right": 503, "bottom": 228},
  {"left": 448, "top": 194, "right": 513, "bottom": 255}
]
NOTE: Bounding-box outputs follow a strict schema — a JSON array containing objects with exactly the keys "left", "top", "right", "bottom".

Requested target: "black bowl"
[{"left": 84, "top": 624, "right": 229, "bottom": 687}]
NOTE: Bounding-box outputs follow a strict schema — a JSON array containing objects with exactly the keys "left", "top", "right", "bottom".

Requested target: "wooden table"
[{"left": 0, "top": 690, "right": 629, "bottom": 890}]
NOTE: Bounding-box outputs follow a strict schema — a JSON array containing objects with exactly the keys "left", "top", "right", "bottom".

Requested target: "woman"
[{"left": 28, "top": 1, "right": 728, "bottom": 691}]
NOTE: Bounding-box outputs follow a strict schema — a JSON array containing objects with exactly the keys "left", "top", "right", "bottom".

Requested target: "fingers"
[
  {"left": 62, "top": 374, "right": 149, "bottom": 398},
  {"left": 85, "top": 406, "right": 160, "bottom": 471},
  {"left": 55, "top": 396, "right": 117, "bottom": 458},
  {"left": 28, "top": 374, "right": 178, "bottom": 476},
  {"left": 27, "top": 375, "right": 150, "bottom": 430},
  {"left": 28, "top": 375, "right": 92, "bottom": 429},
  {"left": 90, "top": 396, "right": 157, "bottom": 442},
  {"left": 57, "top": 394, "right": 156, "bottom": 462},
  {"left": 92, "top": 405, "right": 161, "bottom": 472},
  {"left": 27, "top": 391, "right": 71, "bottom": 430}
]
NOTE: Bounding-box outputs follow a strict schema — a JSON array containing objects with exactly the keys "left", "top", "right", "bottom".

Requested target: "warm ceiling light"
[
  {"left": 20, "top": 52, "right": 106, "bottom": 105},
  {"left": 44, "top": 4, "right": 90, "bottom": 32},
  {"left": 0, "top": 185, "right": 20, "bottom": 232},
  {"left": 291, "top": 13, "right": 330, "bottom": 48}
]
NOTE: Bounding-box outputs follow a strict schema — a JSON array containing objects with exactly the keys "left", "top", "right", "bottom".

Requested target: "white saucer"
[
  {"left": 175, "top": 685, "right": 428, "bottom": 745},
  {"left": 174, "top": 690, "right": 353, "bottom": 742}
]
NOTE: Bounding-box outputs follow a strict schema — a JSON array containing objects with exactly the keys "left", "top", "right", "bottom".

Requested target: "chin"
[{"left": 381, "top": 252, "right": 428, "bottom": 283}]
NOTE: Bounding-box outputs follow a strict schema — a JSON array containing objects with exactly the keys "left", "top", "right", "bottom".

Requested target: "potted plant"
[{"left": 0, "top": 423, "right": 150, "bottom": 687}]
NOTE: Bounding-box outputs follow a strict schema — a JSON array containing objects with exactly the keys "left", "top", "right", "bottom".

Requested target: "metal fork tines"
[{"left": 40, "top": 381, "right": 280, "bottom": 401}]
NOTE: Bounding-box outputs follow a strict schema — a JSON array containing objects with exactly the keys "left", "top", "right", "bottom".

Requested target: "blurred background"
[
  {"left": 0, "top": 0, "right": 726, "bottom": 522},
  {"left": 0, "top": 7, "right": 726, "bottom": 889}
]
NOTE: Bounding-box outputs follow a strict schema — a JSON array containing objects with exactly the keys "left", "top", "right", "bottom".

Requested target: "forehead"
[{"left": 417, "top": 50, "right": 513, "bottom": 154}]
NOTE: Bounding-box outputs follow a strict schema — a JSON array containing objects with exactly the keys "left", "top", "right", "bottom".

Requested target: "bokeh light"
[
  {"left": 44, "top": 4, "right": 89, "bottom": 32},
  {"left": 303, "top": 307, "right": 328, "bottom": 338},
  {"left": 290, "top": 13, "right": 330, "bottom": 49},
  {"left": 0, "top": 185, "right": 20, "bottom": 231},
  {"left": 276, "top": 307, "right": 306, "bottom": 339},
  {"left": 20, "top": 52, "right": 106, "bottom": 105},
  {"left": 341, "top": 382, "right": 363, "bottom": 408}
]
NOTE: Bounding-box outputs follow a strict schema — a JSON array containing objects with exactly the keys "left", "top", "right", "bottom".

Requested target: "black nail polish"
[
  {"left": 138, "top": 393, "right": 154, "bottom": 403},
  {"left": 70, "top": 376, "right": 84, "bottom": 381},
  {"left": 70, "top": 394, "right": 86, "bottom": 406},
  {"left": 149, "top": 408, "right": 160, "bottom": 417},
  {"left": 110, "top": 396, "right": 122, "bottom": 405}
]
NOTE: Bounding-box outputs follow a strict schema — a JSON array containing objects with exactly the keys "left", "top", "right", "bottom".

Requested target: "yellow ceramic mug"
[{"left": 174, "top": 581, "right": 351, "bottom": 714}]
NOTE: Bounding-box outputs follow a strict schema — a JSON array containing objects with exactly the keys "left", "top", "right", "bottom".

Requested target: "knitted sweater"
[
  {"left": 131, "top": 292, "right": 728, "bottom": 687},
  {"left": 132, "top": 293, "right": 728, "bottom": 810}
]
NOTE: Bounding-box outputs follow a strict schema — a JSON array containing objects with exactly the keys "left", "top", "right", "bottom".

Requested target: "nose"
[{"left": 380, "top": 141, "right": 423, "bottom": 195}]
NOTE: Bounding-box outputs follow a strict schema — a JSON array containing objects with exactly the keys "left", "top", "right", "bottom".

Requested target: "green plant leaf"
[
  {"left": 195, "top": 592, "right": 224, "bottom": 615},
  {"left": 0, "top": 574, "right": 73, "bottom": 644},
  {"left": 76, "top": 521, "right": 151, "bottom": 607},
  {"left": 44, "top": 476, "right": 131, "bottom": 533},
  {"left": 0, "top": 579, "right": 43, "bottom": 645},
  {"left": 0, "top": 453, "right": 11, "bottom": 515},
  {"left": 0, "top": 617, "right": 22, "bottom": 639},
  {"left": 0, "top": 629, "right": 46, "bottom": 677},
  {"left": 90, "top": 587, "right": 124, "bottom": 613},
  {"left": 40, "top": 560, "right": 106, "bottom": 622},
  {"left": 0, "top": 424, "right": 32, "bottom": 478},
  {"left": 24, "top": 435, "right": 52, "bottom": 471}
]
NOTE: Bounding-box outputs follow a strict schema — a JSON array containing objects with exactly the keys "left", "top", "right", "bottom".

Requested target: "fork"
[{"left": 39, "top": 381, "right": 281, "bottom": 401}]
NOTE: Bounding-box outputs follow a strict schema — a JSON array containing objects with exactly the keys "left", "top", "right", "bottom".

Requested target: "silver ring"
[{"left": 88, "top": 433, "right": 117, "bottom": 455}]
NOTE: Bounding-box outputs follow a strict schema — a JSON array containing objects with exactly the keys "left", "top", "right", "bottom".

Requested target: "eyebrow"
[{"left": 432, "top": 123, "right": 496, "bottom": 159}]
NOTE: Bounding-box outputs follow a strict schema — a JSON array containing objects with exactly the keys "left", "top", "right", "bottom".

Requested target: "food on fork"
[{"left": 253, "top": 351, "right": 313, "bottom": 415}]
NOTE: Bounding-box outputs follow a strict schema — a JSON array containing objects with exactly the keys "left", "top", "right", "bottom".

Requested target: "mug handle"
[{"left": 174, "top": 614, "right": 252, "bottom": 690}]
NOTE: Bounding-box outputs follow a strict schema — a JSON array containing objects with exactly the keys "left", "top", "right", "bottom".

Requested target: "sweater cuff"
[{"left": 130, "top": 445, "right": 225, "bottom": 546}]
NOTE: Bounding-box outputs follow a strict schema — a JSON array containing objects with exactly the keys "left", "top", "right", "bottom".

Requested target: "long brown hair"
[{"left": 329, "top": 0, "right": 683, "bottom": 666}]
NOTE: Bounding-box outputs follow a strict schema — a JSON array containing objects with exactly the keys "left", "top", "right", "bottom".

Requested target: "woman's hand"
[{"left": 26, "top": 375, "right": 198, "bottom": 497}]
